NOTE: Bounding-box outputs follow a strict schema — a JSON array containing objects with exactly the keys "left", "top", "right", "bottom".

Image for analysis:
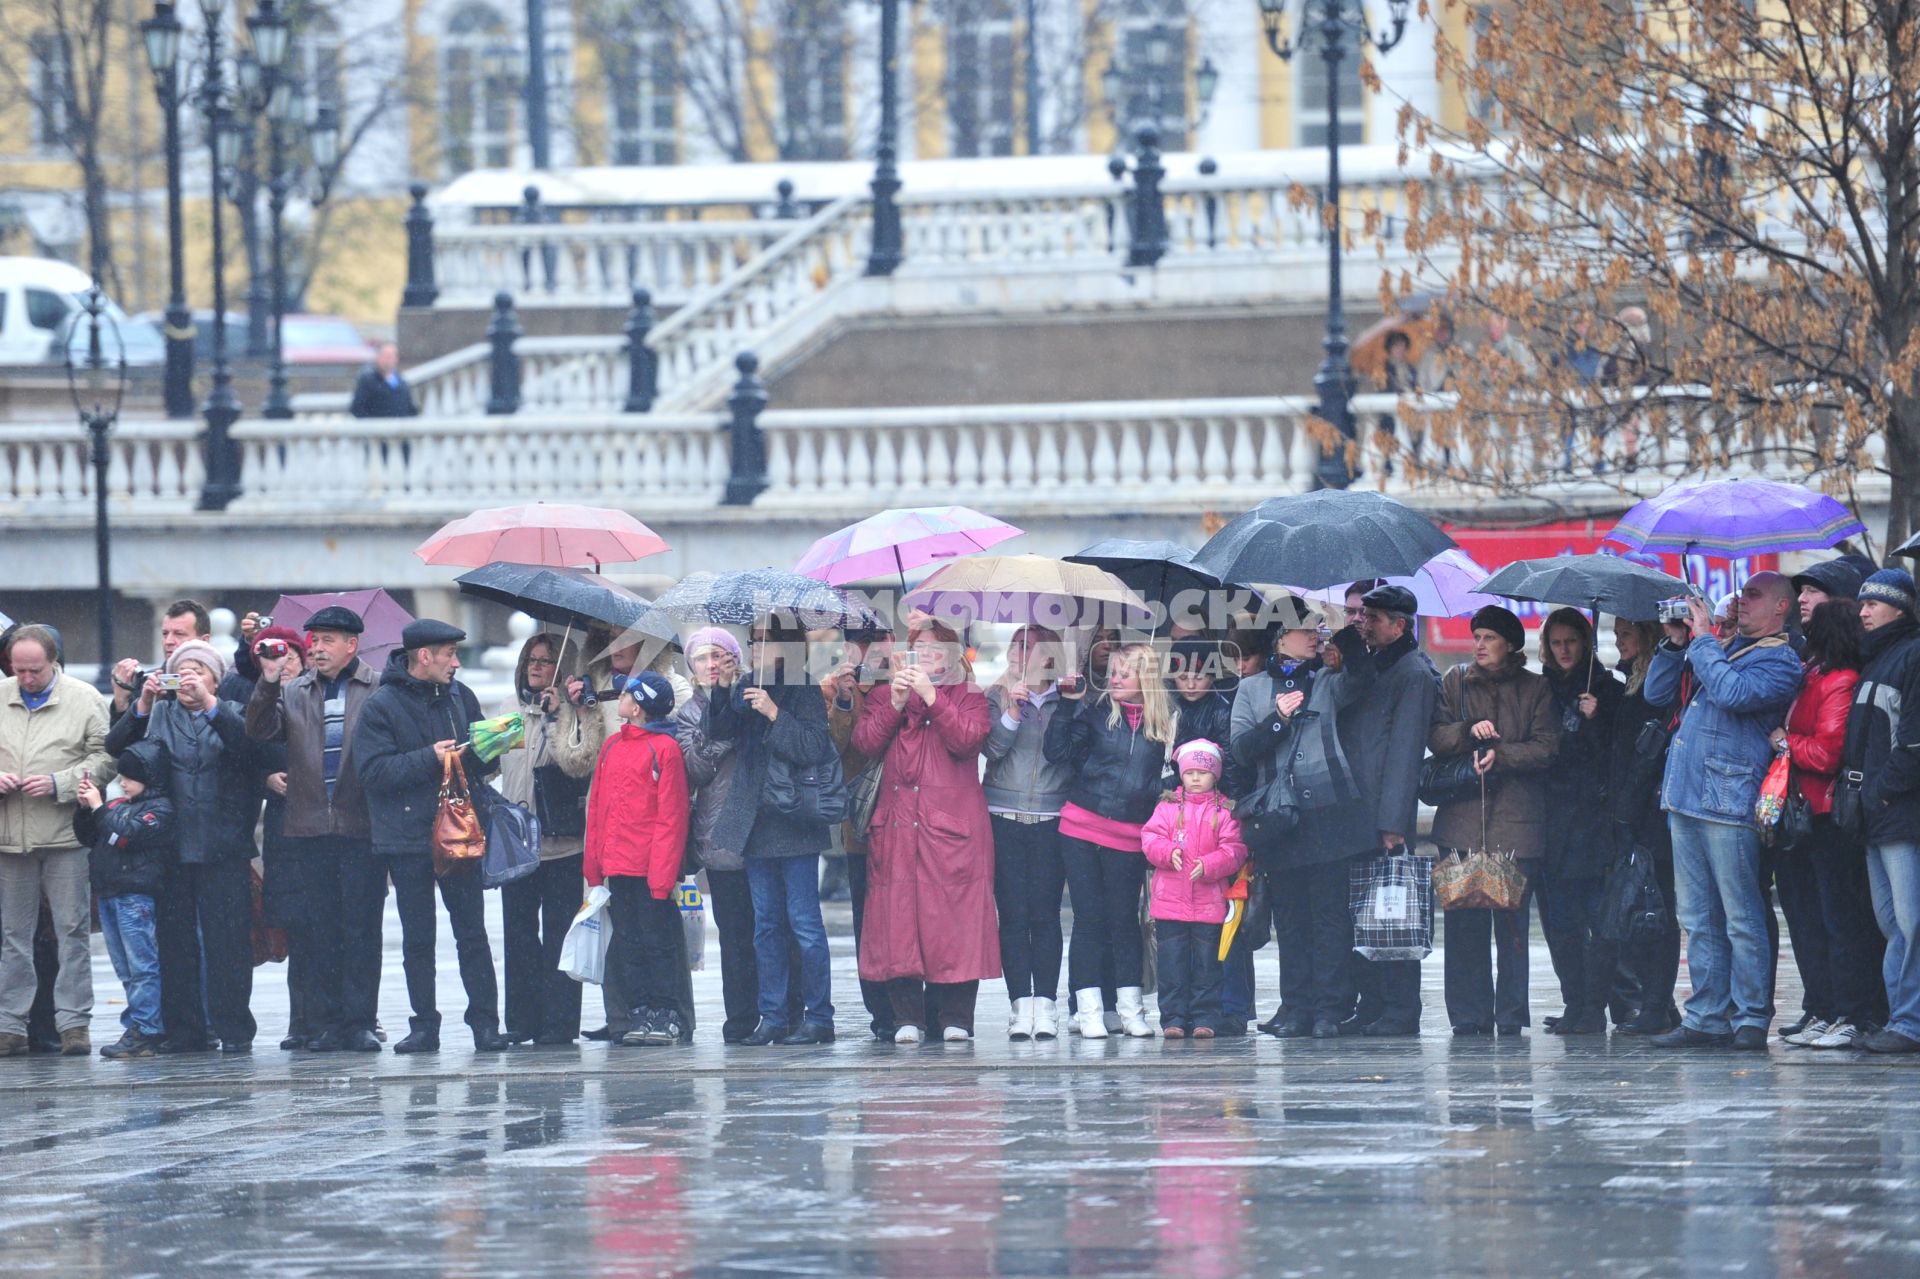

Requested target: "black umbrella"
[
  {"left": 1895, "top": 531, "right": 1919, "bottom": 559},
  {"left": 649, "top": 569, "right": 885, "bottom": 631},
  {"left": 1064, "top": 539, "right": 1222, "bottom": 603},
  {"left": 1475, "top": 554, "right": 1690, "bottom": 623},
  {"left": 1190, "top": 491, "right": 1458, "bottom": 591},
  {"left": 455, "top": 562, "right": 680, "bottom": 646}
]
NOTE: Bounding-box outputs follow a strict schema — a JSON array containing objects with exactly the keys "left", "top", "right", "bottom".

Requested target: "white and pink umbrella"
[
  {"left": 793, "top": 505, "right": 1023, "bottom": 586},
  {"left": 415, "top": 503, "right": 670, "bottom": 569}
]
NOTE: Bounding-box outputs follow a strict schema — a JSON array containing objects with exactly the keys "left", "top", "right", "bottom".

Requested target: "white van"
[{"left": 0, "top": 256, "right": 161, "bottom": 366}]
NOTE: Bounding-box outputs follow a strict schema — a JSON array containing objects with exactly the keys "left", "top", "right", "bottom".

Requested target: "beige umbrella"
[{"left": 903, "top": 555, "right": 1151, "bottom": 628}]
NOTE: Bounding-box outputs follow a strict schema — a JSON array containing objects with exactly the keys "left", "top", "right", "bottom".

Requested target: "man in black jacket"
[
  {"left": 354, "top": 619, "right": 508, "bottom": 1053},
  {"left": 348, "top": 342, "right": 419, "bottom": 418},
  {"left": 1848, "top": 570, "right": 1920, "bottom": 1053}
]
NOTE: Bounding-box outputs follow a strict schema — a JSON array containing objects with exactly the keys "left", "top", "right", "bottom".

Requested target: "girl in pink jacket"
[{"left": 1141, "top": 740, "right": 1248, "bottom": 1038}]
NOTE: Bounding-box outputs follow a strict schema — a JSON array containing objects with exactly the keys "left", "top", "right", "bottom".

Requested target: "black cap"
[
  {"left": 1469, "top": 604, "right": 1526, "bottom": 652},
  {"left": 1360, "top": 583, "right": 1419, "bottom": 617},
  {"left": 305, "top": 605, "right": 365, "bottom": 635},
  {"left": 401, "top": 618, "right": 467, "bottom": 650},
  {"left": 1789, "top": 559, "right": 1864, "bottom": 602},
  {"left": 115, "top": 739, "right": 171, "bottom": 794}
]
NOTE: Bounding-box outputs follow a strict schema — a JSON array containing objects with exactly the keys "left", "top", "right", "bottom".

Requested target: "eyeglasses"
[{"left": 526, "top": 656, "right": 558, "bottom": 667}]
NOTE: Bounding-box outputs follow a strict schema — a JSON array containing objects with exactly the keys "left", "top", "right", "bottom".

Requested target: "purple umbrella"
[
  {"left": 1605, "top": 479, "right": 1866, "bottom": 557},
  {"left": 270, "top": 589, "right": 415, "bottom": 669},
  {"left": 793, "top": 506, "right": 1023, "bottom": 586},
  {"left": 1297, "top": 549, "right": 1506, "bottom": 619}
]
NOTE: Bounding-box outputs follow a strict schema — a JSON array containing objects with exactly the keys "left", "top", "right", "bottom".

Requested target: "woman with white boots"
[
  {"left": 984, "top": 626, "right": 1074, "bottom": 1041},
  {"left": 1045, "top": 644, "right": 1179, "bottom": 1039}
]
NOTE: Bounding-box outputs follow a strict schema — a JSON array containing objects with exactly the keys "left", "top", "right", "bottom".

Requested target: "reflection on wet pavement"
[{"left": 1, "top": 910, "right": 1916, "bottom": 1274}]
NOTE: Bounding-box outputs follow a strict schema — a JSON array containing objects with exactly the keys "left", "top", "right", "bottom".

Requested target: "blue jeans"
[
  {"left": 746, "top": 855, "right": 833, "bottom": 1029},
  {"left": 99, "top": 893, "right": 163, "bottom": 1038},
  {"left": 1669, "top": 813, "right": 1771, "bottom": 1034},
  {"left": 1866, "top": 843, "right": 1920, "bottom": 1040}
]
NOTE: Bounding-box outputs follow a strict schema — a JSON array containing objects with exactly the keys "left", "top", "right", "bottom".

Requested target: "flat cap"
[
  {"left": 305, "top": 606, "right": 365, "bottom": 635},
  {"left": 402, "top": 618, "right": 467, "bottom": 649},
  {"left": 1360, "top": 583, "right": 1419, "bottom": 617}
]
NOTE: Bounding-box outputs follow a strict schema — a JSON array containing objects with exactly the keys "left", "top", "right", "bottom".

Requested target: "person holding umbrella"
[
  {"left": 493, "top": 632, "right": 604, "bottom": 1045},
  {"left": 852, "top": 618, "right": 1000, "bottom": 1043},
  {"left": 1644, "top": 574, "right": 1802, "bottom": 1051},
  {"left": 1427, "top": 606, "right": 1560, "bottom": 1036},
  {"left": 705, "top": 619, "right": 838, "bottom": 1046},
  {"left": 1537, "top": 608, "right": 1626, "bottom": 1035}
]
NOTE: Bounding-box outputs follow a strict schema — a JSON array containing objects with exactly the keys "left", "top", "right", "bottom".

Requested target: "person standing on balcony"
[{"left": 349, "top": 342, "right": 420, "bottom": 419}]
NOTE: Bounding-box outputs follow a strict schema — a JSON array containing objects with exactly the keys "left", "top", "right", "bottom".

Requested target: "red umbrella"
[{"left": 415, "top": 503, "right": 671, "bottom": 569}]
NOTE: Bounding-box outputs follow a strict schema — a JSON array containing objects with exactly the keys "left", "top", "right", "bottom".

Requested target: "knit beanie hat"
[
  {"left": 623, "top": 671, "right": 676, "bottom": 719},
  {"left": 1469, "top": 605, "right": 1526, "bottom": 653},
  {"left": 166, "top": 640, "right": 228, "bottom": 685},
  {"left": 1861, "top": 568, "right": 1917, "bottom": 616},
  {"left": 685, "top": 626, "right": 743, "bottom": 667},
  {"left": 1174, "top": 739, "right": 1223, "bottom": 779}
]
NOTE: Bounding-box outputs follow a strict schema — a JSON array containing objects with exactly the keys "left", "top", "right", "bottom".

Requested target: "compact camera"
[
  {"left": 155, "top": 673, "right": 183, "bottom": 692},
  {"left": 255, "top": 638, "right": 289, "bottom": 660},
  {"left": 1658, "top": 598, "right": 1694, "bottom": 624}
]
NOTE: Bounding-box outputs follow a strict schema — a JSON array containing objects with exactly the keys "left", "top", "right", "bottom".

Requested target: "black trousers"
[
  {"left": 503, "top": 853, "right": 584, "bottom": 1041},
  {"left": 1274, "top": 856, "right": 1354, "bottom": 1023},
  {"left": 1442, "top": 880, "right": 1533, "bottom": 1031},
  {"left": 1767, "top": 841, "right": 1830, "bottom": 1020},
  {"left": 1156, "top": 920, "right": 1225, "bottom": 1031},
  {"left": 27, "top": 904, "right": 57, "bottom": 1048},
  {"left": 1538, "top": 873, "right": 1605, "bottom": 1014},
  {"left": 992, "top": 818, "right": 1066, "bottom": 1002},
  {"left": 1063, "top": 838, "right": 1147, "bottom": 995},
  {"left": 607, "top": 876, "right": 684, "bottom": 1028},
  {"left": 389, "top": 856, "right": 498, "bottom": 1035},
  {"left": 157, "top": 860, "right": 256, "bottom": 1047},
  {"left": 281, "top": 836, "right": 386, "bottom": 1038},
  {"left": 845, "top": 852, "right": 896, "bottom": 1033},
  {"left": 1352, "top": 953, "right": 1422, "bottom": 1026},
  {"left": 890, "top": 978, "right": 979, "bottom": 1034},
  {"left": 1804, "top": 816, "right": 1889, "bottom": 1026},
  {"left": 705, "top": 867, "right": 762, "bottom": 1040}
]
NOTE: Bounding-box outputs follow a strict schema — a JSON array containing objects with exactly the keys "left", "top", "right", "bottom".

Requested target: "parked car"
[
  {"left": 55, "top": 309, "right": 168, "bottom": 367},
  {"left": 0, "top": 257, "right": 150, "bottom": 365},
  {"left": 280, "top": 314, "right": 375, "bottom": 365}
]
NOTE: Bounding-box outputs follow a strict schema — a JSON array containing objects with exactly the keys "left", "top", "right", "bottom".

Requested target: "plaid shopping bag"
[{"left": 1350, "top": 849, "right": 1434, "bottom": 961}]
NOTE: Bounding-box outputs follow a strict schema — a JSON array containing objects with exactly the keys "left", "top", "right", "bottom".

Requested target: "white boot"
[
  {"left": 1032, "top": 997, "right": 1059, "bottom": 1041},
  {"left": 1073, "top": 988, "right": 1109, "bottom": 1039},
  {"left": 1116, "top": 987, "right": 1153, "bottom": 1038},
  {"left": 1008, "top": 997, "right": 1034, "bottom": 1041}
]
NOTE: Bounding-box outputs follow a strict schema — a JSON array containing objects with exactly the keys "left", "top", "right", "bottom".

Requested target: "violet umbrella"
[
  {"left": 270, "top": 589, "right": 415, "bottom": 669},
  {"left": 1298, "top": 548, "right": 1505, "bottom": 618},
  {"left": 792, "top": 505, "right": 1023, "bottom": 586},
  {"left": 415, "top": 503, "right": 671, "bottom": 569},
  {"left": 1605, "top": 479, "right": 1866, "bottom": 558}
]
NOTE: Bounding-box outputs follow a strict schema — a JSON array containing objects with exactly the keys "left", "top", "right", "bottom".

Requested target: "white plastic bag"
[
  {"left": 677, "top": 876, "right": 707, "bottom": 972},
  {"left": 558, "top": 885, "right": 613, "bottom": 984}
]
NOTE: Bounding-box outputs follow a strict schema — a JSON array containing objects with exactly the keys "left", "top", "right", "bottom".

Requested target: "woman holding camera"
[
  {"left": 1427, "top": 606, "right": 1560, "bottom": 1036},
  {"left": 853, "top": 618, "right": 997, "bottom": 1044}
]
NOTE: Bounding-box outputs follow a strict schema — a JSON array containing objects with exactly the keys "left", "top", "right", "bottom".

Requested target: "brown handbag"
[{"left": 432, "top": 750, "right": 486, "bottom": 878}]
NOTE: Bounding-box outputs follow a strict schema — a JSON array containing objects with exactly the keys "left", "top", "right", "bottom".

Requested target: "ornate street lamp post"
[
  {"left": 865, "top": 0, "right": 904, "bottom": 276},
  {"left": 1100, "top": 50, "right": 1216, "bottom": 269},
  {"left": 66, "top": 287, "right": 128, "bottom": 689},
  {"left": 140, "top": 1, "right": 195, "bottom": 420},
  {"left": 196, "top": 0, "right": 244, "bottom": 510}
]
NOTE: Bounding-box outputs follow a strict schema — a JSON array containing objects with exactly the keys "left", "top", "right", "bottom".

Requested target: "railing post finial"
[
  {"left": 723, "top": 350, "right": 769, "bottom": 505},
  {"left": 485, "top": 292, "right": 522, "bottom": 415},
  {"left": 402, "top": 182, "right": 438, "bottom": 308},
  {"left": 623, "top": 288, "right": 658, "bottom": 414}
]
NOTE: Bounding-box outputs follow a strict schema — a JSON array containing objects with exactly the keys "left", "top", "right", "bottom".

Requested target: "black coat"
[
  {"left": 105, "top": 699, "right": 261, "bottom": 863},
  {"left": 354, "top": 651, "right": 493, "bottom": 858},
  {"left": 705, "top": 677, "right": 834, "bottom": 860},
  {"left": 1543, "top": 657, "right": 1625, "bottom": 879},
  {"left": 1846, "top": 618, "right": 1920, "bottom": 845},
  {"left": 1172, "top": 689, "right": 1235, "bottom": 795},
  {"left": 349, "top": 367, "right": 419, "bottom": 418},
  {"left": 74, "top": 786, "right": 174, "bottom": 898},
  {"left": 1043, "top": 695, "right": 1171, "bottom": 825}
]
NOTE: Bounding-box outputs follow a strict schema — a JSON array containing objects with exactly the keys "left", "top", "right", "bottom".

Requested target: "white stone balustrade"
[
  {"left": 0, "top": 419, "right": 205, "bottom": 514},
  {"left": 435, "top": 220, "right": 790, "bottom": 307}
]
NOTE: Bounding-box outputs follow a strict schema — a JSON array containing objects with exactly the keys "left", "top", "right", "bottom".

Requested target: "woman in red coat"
[
  {"left": 852, "top": 617, "right": 1001, "bottom": 1044},
  {"left": 1772, "top": 600, "right": 1886, "bottom": 1048}
]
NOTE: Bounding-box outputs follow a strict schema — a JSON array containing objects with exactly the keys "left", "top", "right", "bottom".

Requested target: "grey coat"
[
  {"left": 704, "top": 678, "right": 834, "bottom": 860},
  {"left": 675, "top": 688, "right": 745, "bottom": 872},
  {"left": 982, "top": 686, "right": 1072, "bottom": 816},
  {"left": 106, "top": 698, "right": 260, "bottom": 863}
]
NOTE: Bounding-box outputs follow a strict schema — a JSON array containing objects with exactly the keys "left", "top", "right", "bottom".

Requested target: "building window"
[
  {"left": 297, "top": 8, "right": 344, "bottom": 111},
  {"left": 1294, "top": 1, "right": 1365, "bottom": 148},
  {"left": 606, "top": 35, "right": 676, "bottom": 165},
  {"left": 1115, "top": 0, "right": 1189, "bottom": 149},
  {"left": 30, "top": 33, "right": 75, "bottom": 154},
  {"left": 948, "top": 0, "right": 1015, "bottom": 157},
  {"left": 778, "top": 0, "right": 847, "bottom": 160},
  {"left": 442, "top": 3, "right": 518, "bottom": 174}
]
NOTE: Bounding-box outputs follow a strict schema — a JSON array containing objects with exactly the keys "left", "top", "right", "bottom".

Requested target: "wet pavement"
[{"left": 3, "top": 898, "right": 1917, "bottom": 1277}]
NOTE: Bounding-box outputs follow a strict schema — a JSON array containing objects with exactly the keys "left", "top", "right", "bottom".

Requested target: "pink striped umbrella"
[
  {"left": 792, "top": 505, "right": 1023, "bottom": 586},
  {"left": 414, "top": 503, "right": 671, "bottom": 569}
]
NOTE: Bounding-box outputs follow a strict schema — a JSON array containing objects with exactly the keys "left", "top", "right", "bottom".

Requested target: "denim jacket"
[{"left": 1645, "top": 633, "right": 1802, "bottom": 826}]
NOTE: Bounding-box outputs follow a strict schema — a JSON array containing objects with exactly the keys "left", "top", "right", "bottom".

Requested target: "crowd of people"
[{"left": 2, "top": 553, "right": 1918, "bottom": 1058}]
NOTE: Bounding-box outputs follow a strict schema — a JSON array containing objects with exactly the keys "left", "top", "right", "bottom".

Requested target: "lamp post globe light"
[
  {"left": 1256, "top": 0, "right": 1410, "bottom": 490},
  {"left": 140, "top": 1, "right": 195, "bottom": 421},
  {"left": 65, "top": 286, "right": 129, "bottom": 690}
]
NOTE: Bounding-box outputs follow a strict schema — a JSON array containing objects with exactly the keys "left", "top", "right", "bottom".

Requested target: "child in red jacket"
[
  {"left": 1141, "top": 740, "right": 1248, "bottom": 1038},
  {"left": 586, "top": 672, "right": 691, "bottom": 1046}
]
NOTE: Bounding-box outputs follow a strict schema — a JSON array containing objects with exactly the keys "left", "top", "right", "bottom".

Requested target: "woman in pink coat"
[{"left": 852, "top": 618, "right": 1001, "bottom": 1044}]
